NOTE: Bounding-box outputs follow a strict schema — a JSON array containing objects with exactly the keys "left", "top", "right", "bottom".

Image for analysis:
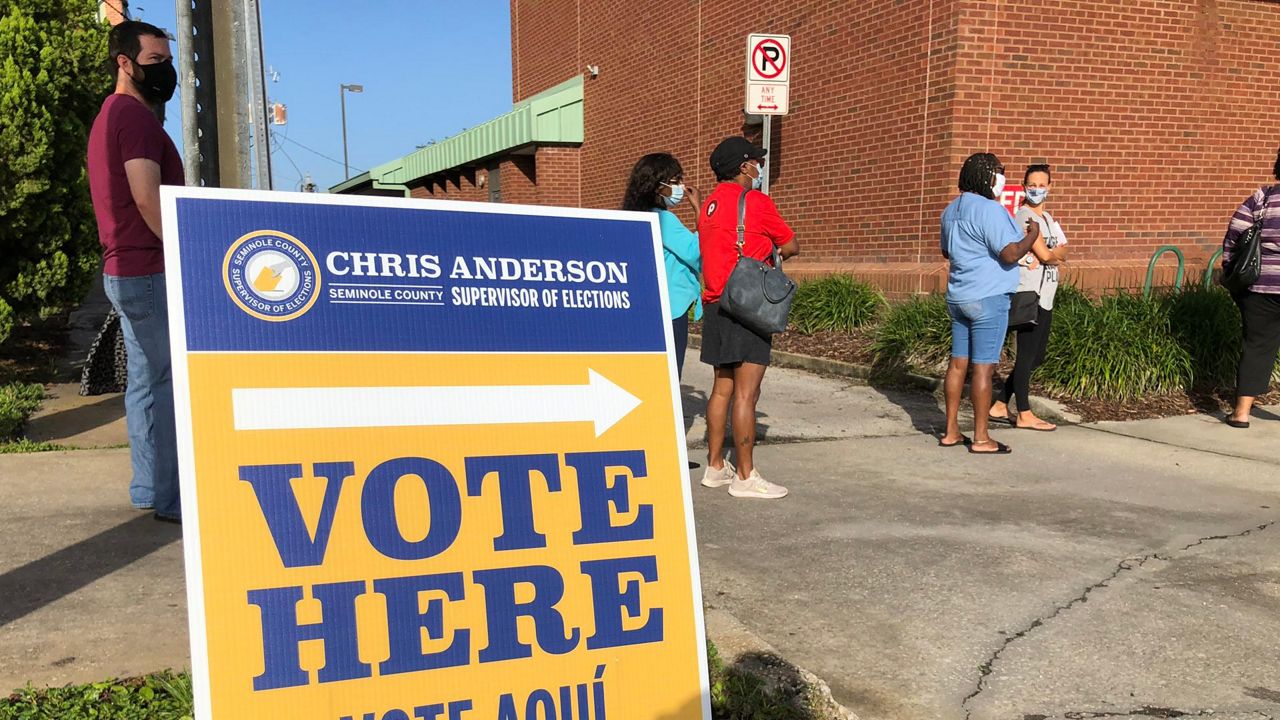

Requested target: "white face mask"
[
  {"left": 1025, "top": 187, "right": 1049, "bottom": 205},
  {"left": 660, "top": 182, "right": 685, "bottom": 208},
  {"left": 991, "top": 173, "right": 1007, "bottom": 199}
]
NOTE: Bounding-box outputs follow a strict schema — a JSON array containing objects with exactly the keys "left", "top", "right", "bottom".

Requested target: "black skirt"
[{"left": 699, "top": 301, "right": 772, "bottom": 367}]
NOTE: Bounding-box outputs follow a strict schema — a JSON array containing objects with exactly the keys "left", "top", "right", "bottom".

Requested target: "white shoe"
[
  {"left": 728, "top": 469, "right": 788, "bottom": 499},
  {"left": 701, "top": 459, "right": 736, "bottom": 488}
]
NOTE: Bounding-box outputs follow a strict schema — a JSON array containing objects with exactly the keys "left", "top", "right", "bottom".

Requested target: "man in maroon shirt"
[{"left": 87, "top": 21, "right": 184, "bottom": 522}]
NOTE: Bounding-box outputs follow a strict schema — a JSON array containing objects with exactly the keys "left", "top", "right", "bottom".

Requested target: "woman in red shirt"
[{"left": 697, "top": 137, "right": 799, "bottom": 499}]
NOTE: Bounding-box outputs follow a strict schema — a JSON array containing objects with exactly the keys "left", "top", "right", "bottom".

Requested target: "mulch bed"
[
  {"left": 688, "top": 321, "right": 1279, "bottom": 424},
  {"left": 0, "top": 314, "right": 70, "bottom": 385}
]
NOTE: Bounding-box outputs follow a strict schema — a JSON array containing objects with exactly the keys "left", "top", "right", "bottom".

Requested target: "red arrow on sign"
[{"left": 757, "top": 104, "right": 779, "bottom": 110}]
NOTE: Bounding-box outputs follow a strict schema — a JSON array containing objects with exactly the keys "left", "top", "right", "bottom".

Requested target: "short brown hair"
[{"left": 107, "top": 20, "right": 168, "bottom": 75}]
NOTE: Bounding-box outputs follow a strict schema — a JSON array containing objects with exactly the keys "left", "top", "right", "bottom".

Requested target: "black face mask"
[{"left": 128, "top": 58, "right": 177, "bottom": 104}]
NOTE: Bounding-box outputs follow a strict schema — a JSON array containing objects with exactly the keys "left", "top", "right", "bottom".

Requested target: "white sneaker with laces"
[
  {"left": 701, "top": 459, "right": 736, "bottom": 488},
  {"left": 728, "top": 469, "right": 788, "bottom": 499}
]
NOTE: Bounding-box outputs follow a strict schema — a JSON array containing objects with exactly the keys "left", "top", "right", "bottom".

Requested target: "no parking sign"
[{"left": 161, "top": 188, "right": 710, "bottom": 719}]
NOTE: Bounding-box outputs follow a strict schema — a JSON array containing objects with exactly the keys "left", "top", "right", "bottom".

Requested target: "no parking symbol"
[{"left": 746, "top": 34, "right": 791, "bottom": 115}]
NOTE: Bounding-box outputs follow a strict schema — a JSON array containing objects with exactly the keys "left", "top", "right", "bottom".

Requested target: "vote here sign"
[{"left": 160, "top": 188, "right": 710, "bottom": 720}]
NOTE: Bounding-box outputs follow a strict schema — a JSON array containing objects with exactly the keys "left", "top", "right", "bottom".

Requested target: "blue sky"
[{"left": 134, "top": 1, "right": 513, "bottom": 191}]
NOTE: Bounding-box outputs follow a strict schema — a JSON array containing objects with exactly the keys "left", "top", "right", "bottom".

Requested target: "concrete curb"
[
  {"left": 687, "top": 333, "right": 1083, "bottom": 426},
  {"left": 705, "top": 608, "right": 859, "bottom": 720}
]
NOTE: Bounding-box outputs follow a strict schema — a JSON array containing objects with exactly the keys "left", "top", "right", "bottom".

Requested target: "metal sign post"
[{"left": 745, "top": 33, "right": 791, "bottom": 195}]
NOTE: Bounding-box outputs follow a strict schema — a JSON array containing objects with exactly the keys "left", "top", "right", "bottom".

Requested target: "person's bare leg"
[
  {"left": 942, "top": 356, "right": 969, "bottom": 445},
  {"left": 706, "top": 367, "right": 735, "bottom": 468},
  {"left": 969, "top": 362, "right": 1003, "bottom": 451},
  {"left": 990, "top": 399, "right": 1010, "bottom": 420},
  {"left": 731, "top": 362, "right": 767, "bottom": 478},
  {"left": 1230, "top": 396, "right": 1255, "bottom": 424}
]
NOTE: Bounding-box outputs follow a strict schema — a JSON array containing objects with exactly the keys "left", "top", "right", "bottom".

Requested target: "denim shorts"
[{"left": 948, "top": 293, "right": 1011, "bottom": 364}]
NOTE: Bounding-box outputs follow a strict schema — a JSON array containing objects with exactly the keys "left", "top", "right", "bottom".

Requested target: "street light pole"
[{"left": 339, "top": 83, "right": 363, "bottom": 179}]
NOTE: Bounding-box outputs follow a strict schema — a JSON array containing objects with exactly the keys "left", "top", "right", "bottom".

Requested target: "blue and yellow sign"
[{"left": 162, "top": 189, "right": 710, "bottom": 720}]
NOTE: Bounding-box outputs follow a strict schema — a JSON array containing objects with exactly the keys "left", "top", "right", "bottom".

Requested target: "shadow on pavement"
[
  {"left": 871, "top": 380, "right": 948, "bottom": 439},
  {"left": 24, "top": 393, "right": 125, "bottom": 444},
  {"left": 0, "top": 514, "right": 180, "bottom": 628}
]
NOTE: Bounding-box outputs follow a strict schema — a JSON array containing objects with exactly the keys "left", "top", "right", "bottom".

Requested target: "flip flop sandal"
[
  {"left": 1225, "top": 418, "right": 1250, "bottom": 429},
  {"left": 938, "top": 434, "right": 972, "bottom": 448},
  {"left": 1018, "top": 423, "right": 1057, "bottom": 432},
  {"left": 968, "top": 440, "right": 1012, "bottom": 455}
]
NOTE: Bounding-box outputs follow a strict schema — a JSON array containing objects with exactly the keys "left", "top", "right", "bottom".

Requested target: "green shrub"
[
  {"left": 1038, "top": 291, "right": 1192, "bottom": 400},
  {"left": 1163, "top": 285, "right": 1242, "bottom": 390},
  {"left": 0, "top": 1, "right": 111, "bottom": 345},
  {"left": 0, "top": 672, "right": 192, "bottom": 719},
  {"left": 789, "top": 275, "right": 886, "bottom": 334},
  {"left": 870, "top": 293, "right": 953, "bottom": 374},
  {"left": 0, "top": 381, "right": 43, "bottom": 439}
]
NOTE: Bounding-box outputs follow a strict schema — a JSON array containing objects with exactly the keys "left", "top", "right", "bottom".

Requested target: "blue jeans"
[
  {"left": 948, "top": 293, "right": 1011, "bottom": 365},
  {"left": 103, "top": 273, "right": 180, "bottom": 518}
]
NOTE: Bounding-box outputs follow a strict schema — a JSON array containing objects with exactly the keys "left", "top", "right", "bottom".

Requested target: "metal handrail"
[{"left": 1143, "top": 245, "right": 1185, "bottom": 298}]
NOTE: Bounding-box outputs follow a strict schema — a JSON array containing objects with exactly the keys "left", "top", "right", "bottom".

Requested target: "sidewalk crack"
[{"left": 960, "top": 520, "right": 1277, "bottom": 719}]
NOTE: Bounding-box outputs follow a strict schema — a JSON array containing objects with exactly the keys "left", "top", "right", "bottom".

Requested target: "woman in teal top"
[{"left": 623, "top": 153, "right": 703, "bottom": 376}]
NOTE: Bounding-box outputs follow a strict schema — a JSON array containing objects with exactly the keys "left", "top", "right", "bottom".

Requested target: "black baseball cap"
[{"left": 710, "top": 136, "right": 767, "bottom": 179}]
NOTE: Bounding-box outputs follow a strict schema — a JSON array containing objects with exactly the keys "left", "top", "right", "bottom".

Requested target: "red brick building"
[{"left": 336, "top": 1, "right": 1280, "bottom": 294}]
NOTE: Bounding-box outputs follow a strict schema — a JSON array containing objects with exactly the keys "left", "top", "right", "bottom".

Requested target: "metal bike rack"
[
  {"left": 1143, "top": 245, "right": 1185, "bottom": 298},
  {"left": 1204, "top": 247, "right": 1224, "bottom": 289}
]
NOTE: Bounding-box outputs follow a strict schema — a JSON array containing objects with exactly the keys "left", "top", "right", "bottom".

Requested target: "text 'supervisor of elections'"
[{"left": 163, "top": 189, "right": 709, "bottom": 720}]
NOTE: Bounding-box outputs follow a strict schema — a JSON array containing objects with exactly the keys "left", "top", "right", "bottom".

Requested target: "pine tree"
[{"left": 0, "top": 0, "right": 109, "bottom": 344}]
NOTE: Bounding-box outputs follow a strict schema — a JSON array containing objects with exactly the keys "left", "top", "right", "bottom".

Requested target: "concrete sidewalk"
[
  {"left": 683, "top": 361, "right": 1280, "bottom": 720},
  {"left": 1, "top": 362, "right": 1277, "bottom": 720}
]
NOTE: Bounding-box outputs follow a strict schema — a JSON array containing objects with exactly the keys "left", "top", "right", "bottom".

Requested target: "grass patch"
[
  {"left": 0, "top": 382, "right": 44, "bottom": 439},
  {"left": 1, "top": 671, "right": 192, "bottom": 720},
  {"left": 789, "top": 275, "right": 886, "bottom": 335},
  {"left": 709, "top": 642, "right": 819, "bottom": 720},
  {"left": 0, "top": 439, "right": 66, "bottom": 454}
]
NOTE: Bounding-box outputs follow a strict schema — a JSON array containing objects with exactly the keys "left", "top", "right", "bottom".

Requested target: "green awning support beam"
[{"left": 372, "top": 180, "right": 411, "bottom": 198}]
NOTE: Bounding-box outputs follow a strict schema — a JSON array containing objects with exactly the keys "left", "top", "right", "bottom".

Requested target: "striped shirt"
[{"left": 1223, "top": 185, "right": 1280, "bottom": 294}]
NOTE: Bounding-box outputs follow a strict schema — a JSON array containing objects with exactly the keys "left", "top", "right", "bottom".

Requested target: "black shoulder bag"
[
  {"left": 719, "top": 189, "right": 796, "bottom": 337},
  {"left": 1221, "top": 186, "right": 1273, "bottom": 295},
  {"left": 1007, "top": 215, "right": 1049, "bottom": 329}
]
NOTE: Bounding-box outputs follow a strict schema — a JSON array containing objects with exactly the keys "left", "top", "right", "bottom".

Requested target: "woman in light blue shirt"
[
  {"left": 622, "top": 153, "right": 702, "bottom": 376},
  {"left": 938, "top": 153, "right": 1039, "bottom": 454}
]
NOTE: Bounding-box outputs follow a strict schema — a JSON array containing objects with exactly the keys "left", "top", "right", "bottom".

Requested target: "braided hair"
[
  {"left": 958, "top": 152, "right": 1002, "bottom": 200},
  {"left": 622, "top": 153, "right": 683, "bottom": 211}
]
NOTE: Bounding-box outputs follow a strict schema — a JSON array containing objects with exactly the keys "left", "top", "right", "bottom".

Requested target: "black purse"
[
  {"left": 1221, "top": 186, "right": 1273, "bottom": 295},
  {"left": 1008, "top": 249, "right": 1049, "bottom": 330},
  {"left": 719, "top": 189, "right": 796, "bottom": 337}
]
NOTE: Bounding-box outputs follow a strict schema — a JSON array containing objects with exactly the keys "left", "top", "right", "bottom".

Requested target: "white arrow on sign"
[{"left": 231, "top": 370, "right": 642, "bottom": 437}]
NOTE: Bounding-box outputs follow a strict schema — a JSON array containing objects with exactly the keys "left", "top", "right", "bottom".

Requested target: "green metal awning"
[
  {"left": 332, "top": 75, "right": 583, "bottom": 193},
  {"left": 327, "top": 172, "right": 371, "bottom": 194}
]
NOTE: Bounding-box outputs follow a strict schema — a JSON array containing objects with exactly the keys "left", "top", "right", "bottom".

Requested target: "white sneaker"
[
  {"left": 701, "top": 459, "right": 736, "bottom": 488},
  {"left": 728, "top": 469, "right": 788, "bottom": 499}
]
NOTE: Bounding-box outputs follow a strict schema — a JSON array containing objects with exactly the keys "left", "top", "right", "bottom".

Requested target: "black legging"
[
  {"left": 1235, "top": 291, "right": 1280, "bottom": 397},
  {"left": 1001, "top": 306, "right": 1053, "bottom": 412}
]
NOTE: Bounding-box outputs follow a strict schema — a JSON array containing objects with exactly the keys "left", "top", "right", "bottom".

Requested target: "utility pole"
[
  {"left": 176, "top": 0, "right": 276, "bottom": 190},
  {"left": 339, "top": 83, "right": 363, "bottom": 180},
  {"left": 243, "top": 0, "right": 272, "bottom": 189},
  {"left": 178, "top": 0, "right": 221, "bottom": 187},
  {"left": 211, "top": 1, "right": 251, "bottom": 188}
]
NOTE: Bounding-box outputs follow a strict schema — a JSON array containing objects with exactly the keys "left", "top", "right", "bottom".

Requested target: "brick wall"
[{"left": 510, "top": 0, "right": 1280, "bottom": 292}]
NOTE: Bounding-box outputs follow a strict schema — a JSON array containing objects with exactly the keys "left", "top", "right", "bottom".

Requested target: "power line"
[
  {"left": 269, "top": 136, "right": 304, "bottom": 187},
  {"left": 277, "top": 135, "right": 364, "bottom": 173}
]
